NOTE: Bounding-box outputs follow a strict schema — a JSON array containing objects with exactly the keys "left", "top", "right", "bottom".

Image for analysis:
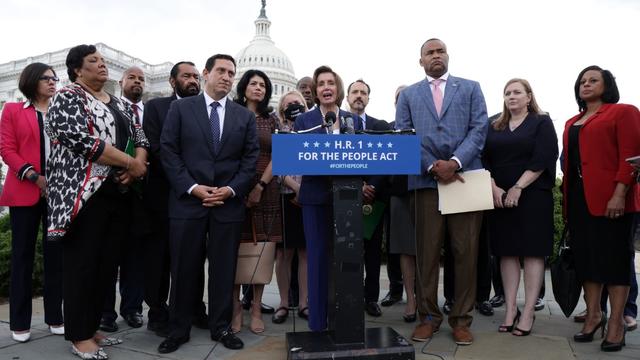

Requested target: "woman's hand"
[
  {"left": 492, "top": 185, "right": 506, "bottom": 208},
  {"left": 126, "top": 156, "right": 147, "bottom": 179},
  {"left": 605, "top": 193, "right": 626, "bottom": 219},
  {"left": 246, "top": 184, "right": 263, "bottom": 208},
  {"left": 36, "top": 175, "right": 47, "bottom": 197},
  {"left": 504, "top": 186, "right": 522, "bottom": 208}
]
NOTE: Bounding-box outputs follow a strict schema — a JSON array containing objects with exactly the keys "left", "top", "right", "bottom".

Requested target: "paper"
[{"left": 437, "top": 169, "right": 494, "bottom": 214}]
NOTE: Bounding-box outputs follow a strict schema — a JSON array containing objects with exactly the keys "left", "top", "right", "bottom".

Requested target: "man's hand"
[
  {"left": 191, "top": 185, "right": 224, "bottom": 207},
  {"left": 362, "top": 183, "right": 376, "bottom": 204},
  {"left": 431, "top": 159, "right": 464, "bottom": 184},
  {"left": 211, "top": 186, "right": 233, "bottom": 202}
]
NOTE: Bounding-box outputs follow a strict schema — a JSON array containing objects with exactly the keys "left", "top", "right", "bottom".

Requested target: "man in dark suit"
[
  {"left": 158, "top": 54, "right": 259, "bottom": 353},
  {"left": 395, "top": 38, "right": 488, "bottom": 345},
  {"left": 346, "top": 79, "right": 393, "bottom": 317},
  {"left": 141, "top": 61, "right": 202, "bottom": 337},
  {"left": 101, "top": 66, "right": 148, "bottom": 332}
]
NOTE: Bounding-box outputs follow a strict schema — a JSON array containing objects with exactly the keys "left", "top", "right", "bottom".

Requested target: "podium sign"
[{"left": 272, "top": 134, "right": 420, "bottom": 175}]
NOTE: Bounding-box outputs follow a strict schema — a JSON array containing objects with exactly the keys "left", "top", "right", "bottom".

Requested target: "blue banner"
[{"left": 272, "top": 134, "right": 421, "bottom": 175}]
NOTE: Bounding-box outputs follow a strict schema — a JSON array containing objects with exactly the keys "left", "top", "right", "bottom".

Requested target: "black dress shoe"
[
  {"left": 534, "top": 298, "right": 545, "bottom": 311},
  {"left": 124, "top": 313, "right": 143, "bottom": 328},
  {"left": 380, "top": 292, "right": 402, "bottom": 307},
  {"left": 241, "top": 300, "right": 275, "bottom": 314},
  {"left": 476, "top": 301, "right": 494, "bottom": 316},
  {"left": 212, "top": 330, "right": 244, "bottom": 350},
  {"left": 158, "top": 336, "right": 189, "bottom": 354},
  {"left": 442, "top": 300, "right": 453, "bottom": 315},
  {"left": 99, "top": 319, "right": 118, "bottom": 333},
  {"left": 147, "top": 321, "right": 169, "bottom": 338},
  {"left": 489, "top": 295, "right": 505, "bottom": 308},
  {"left": 365, "top": 302, "right": 382, "bottom": 317}
]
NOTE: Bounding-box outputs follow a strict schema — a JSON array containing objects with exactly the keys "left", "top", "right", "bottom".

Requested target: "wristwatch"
[{"left": 27, "top": 172, "right": 39, "bottom": 183}]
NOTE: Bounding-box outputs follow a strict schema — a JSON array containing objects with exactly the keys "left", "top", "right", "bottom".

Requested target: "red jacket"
[
  {"left": 0, "top": 102, "right": 43, "bottom": 206},
  {"left": 562, "top": 103, "right": 640, "bottom": 216}
]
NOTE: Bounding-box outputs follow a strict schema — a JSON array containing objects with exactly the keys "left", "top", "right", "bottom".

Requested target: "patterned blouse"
[{"left": 45, "top": 83, "right": 149, "bottom": 241}]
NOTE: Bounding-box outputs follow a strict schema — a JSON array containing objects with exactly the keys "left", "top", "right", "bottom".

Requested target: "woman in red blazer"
[
  {"left": 0, "top": 63, "right": 64, "bottom": 342},
  {"left": 563, "top": 65, "right": 640, "bottom": 352}
]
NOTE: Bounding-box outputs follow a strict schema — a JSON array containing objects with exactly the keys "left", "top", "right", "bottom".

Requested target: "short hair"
[
  {"left": 493, "top": 78, "right": 544, "bottom": 131},
  {"left": 420, "top": 38, "right": 445, "bottom": 54},
  {"left": 18, "top": 62, "right": 56, "bottom": 102},
  {"left": 347, "top": 79, "right": 370, "bottom": 95},
  {"left": 170, "top": 61, "right": 196, "bottom": 79},
  {"left": 204, "top": 54, "right": 236, "bottom": 72},
  {"left": 234, "top": 69, "right": 272, "bottom": 118},
  {"left": 296, "top": 76, "right": 312, "bottom": 89},
  {"left": 312, "top": 65, "right": 344, "bottom": 107},
  {"left": 277, "top": 90, "right": 308, "bottom": 123},
  {"left": 66, "top": 44, "right": 97, "bottom": 82},
  {"left": 574, "top": 65, "right": 619, "bottom": 112}
]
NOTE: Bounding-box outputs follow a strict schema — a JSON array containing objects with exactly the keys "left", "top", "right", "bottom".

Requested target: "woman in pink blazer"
[{"left": 0, "top": 63, "right": 64, "bottom": 342}]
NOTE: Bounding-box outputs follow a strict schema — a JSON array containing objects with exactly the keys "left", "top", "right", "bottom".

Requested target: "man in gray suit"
[{"left": 395, "top": 38, "right": 488, "bottom": 345}]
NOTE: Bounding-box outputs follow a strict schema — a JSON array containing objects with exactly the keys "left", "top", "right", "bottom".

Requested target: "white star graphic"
[
  {"left": 303, "top": 141, "right": 309, "bottom": 148},
  {"left": 377, "top": 142, "right": 383, "bottom": 148},
  {"left": 314, "top": 141, "right": 320, "bottom": 148},
  {"left": 367, "top": 142, "right": 373, "bottom": 148},
  {"left": 324, "top": 141, "right": 331, "bottom": 148},
  {"left": 387, "top": 142, "right": 393, "bottom": 148}
]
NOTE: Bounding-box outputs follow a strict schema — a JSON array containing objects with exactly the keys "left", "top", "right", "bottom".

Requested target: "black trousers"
[
  {"left": 103, "top": 195, "right": 147, "bottom": 321},
  {"left": 63, "top": 183, "right": 130, "bottom": 341},
  {"left": 384, "top": 209, "right": 403, "bottom": 297},
  {"left": 9, "top": 199, "right": 63, "bottom": 330},
  {"left": 142, "top": 203, "right": 171, "bottom": 324},
  {"left": 364, "top": 215, "right": 384, "bottom": 302},
  {"left": 168, "top": 215, "right": 241, "bottom": 338},
  {"left": 443, "top": 216, "right": 492, "bottom": 303}
]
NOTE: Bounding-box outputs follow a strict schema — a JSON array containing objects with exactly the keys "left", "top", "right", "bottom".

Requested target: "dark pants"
[
  {"left": 63, "top": 183, "right": 129, "bottom": 341},
  {"left": 167, "top": 216, "right": 241, "bottom": 338},
  {"left": 9, "top": 199, "right": 63, "bottom": 331},
  {"left": 142, "top": 204, "right": 171, "bottom": 325},
  {"left": 443, "top": 215, "right": 491, "bottom": 303},
  {"left": 303, "top": 205, "right": 331, "bottom": 331},
  {"left": 103, "top": 195, "right": 147, "bottom": 321},
  {"left": 364, "top": 214, "right": 384, "bottom": 303}
]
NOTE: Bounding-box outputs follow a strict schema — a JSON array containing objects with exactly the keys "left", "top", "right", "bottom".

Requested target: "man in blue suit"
[
  {"left": 395, "top": 38, "right": 488, "bottom": 345},
  {"left": 158, "top": 54, "right": 259, "bottom": 353}
]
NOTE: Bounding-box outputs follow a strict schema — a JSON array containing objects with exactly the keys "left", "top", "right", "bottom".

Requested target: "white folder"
[{"left": 437, "top": 169, "right": 494, "bottom": 214}]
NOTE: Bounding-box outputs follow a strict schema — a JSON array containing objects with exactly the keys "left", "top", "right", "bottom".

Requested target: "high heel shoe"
[
  {"left": 231, "top": 302, "right": 243, "bottom": 334},
  {"left": 601, "top": 326, "right": 626, "bottom": 352},
  {"left": 513, "top": 315, "right": 535, "bottom": 336},
  {"left": 498, "top": 309, "right": 521, "bottom": 333},
  {"left": 574, "top": 314, "right": 606, "bottom": 342}
]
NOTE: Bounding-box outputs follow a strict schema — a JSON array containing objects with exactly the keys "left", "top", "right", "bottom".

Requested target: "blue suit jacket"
[
  {"left": 395, "top": 76, "right": 488, "bottom": 190},
  {"left": 294, "top": 107, "right": 363, "bottom": 205},
  {"left": 160, "top": 94, "right": 259, "bottom": 220}
]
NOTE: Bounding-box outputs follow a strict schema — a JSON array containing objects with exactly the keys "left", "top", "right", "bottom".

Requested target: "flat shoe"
[
  {"left": 272, "top": 306, "right": 289, "bottom": 324},
  {"left": 95, "top": 337, "right": 123, "bottom": 347},
  {"left": 12, "top": 331, "right": 31, "bottom": 343},
  {"left": 49, "top": 325, "right": 65, "bottom": 335},
  {"left": 71, "top": 345, "right": 108, "bottom": 359}
]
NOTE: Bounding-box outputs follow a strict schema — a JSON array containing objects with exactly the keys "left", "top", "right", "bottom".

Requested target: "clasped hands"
[
  {"left": 192, "top": 185, "right": 231, "bottom": 207},
  {"left": 430, "top": 159, "right": 464, "bottom": 185},
  {"left": 117, "top": 156, "right": 148, "bottom": 185}
]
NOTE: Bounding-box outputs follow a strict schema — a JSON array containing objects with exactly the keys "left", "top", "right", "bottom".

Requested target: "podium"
[{"left": 273, "top": 134, "right": 419, "bottom": 360}]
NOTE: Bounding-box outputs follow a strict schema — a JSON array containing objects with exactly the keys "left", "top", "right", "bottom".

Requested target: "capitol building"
[{"left": 0, "top": 1, "right": 297, "bottom": 111}]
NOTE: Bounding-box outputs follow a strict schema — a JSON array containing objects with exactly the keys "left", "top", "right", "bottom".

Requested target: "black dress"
[
  {"left": 567, "top": 125, "right": 633, "bottom": 285},
  {"left": 483, "top": 114, "right": 558, "bottom": 257}
]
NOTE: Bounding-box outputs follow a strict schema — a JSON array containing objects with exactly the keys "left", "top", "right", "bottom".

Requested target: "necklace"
[{"left": 509, "top": 112, "right": 528, "bottom": 131}]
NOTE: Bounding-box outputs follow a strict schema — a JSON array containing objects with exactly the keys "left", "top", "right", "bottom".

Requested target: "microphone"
[
  {"left": 324, "top": 111, "right": 336, "bottom": 128},
  {"left": 341, "top": 115, "right": 355, "bottom": 134}
]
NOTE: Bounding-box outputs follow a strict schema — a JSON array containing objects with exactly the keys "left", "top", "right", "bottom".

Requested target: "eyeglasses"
[{"left": 39, "top": 75, "right": 59, "bottom": 82}]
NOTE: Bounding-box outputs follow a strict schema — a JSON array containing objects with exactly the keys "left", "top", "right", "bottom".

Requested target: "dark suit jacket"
[
  {"left": 362, "top": 114, "right": 392, "bottom": 201},
  {"left": 562, "top": 103, "right": 640, "bottom": 216},
  {"left": 160, "top": 94, "right": 259, "bottom": 220},
  {"left": 294, "top": 107, "right": 363, "bottom": 205},
  {"left": 142, "top": 94, "right": 176, "bottom": 214}
]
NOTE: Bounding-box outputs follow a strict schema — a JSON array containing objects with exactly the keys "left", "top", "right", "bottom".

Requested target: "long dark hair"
[
  {"left": 234, "top": 69, "right": 272, "bottom": 118},
  {"left": 574, "top": 65, "right": 619, "bottom": 112}
]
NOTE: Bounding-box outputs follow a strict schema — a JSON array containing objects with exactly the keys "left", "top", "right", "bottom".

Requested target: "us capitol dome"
[{"left": 233, "top": 1, "right": 298, "bottom": 109}]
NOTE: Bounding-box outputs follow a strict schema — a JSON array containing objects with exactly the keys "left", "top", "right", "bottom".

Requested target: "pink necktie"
[{"left": 432, "top": 79, "right": 443, "bottom": 116}]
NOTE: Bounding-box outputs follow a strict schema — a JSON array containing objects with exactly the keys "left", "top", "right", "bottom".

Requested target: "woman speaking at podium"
[{"left": 293, "top": 65, "right": 362, "bottom": 331}]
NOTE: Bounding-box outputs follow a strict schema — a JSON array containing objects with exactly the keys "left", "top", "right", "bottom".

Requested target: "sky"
[{"left": 1, "top": 0, "right": 639, "bottom": 132}]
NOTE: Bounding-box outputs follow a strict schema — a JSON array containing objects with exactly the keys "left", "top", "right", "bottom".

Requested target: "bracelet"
[{"left": 27, "top": 172, "right": 40, "bottom": 183}]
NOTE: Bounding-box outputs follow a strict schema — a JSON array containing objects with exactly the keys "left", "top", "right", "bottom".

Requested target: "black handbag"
[{"left": 550, "top": 226, "right": 582, "bottom": 317}]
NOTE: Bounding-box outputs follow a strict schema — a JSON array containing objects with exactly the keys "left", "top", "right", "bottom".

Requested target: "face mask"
[{"left": 284, "top": 103, "right": 305, "bottom": 121}]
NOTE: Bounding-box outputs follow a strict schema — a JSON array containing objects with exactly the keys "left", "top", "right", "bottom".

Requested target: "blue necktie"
[{"left": 210, "top": 102, "right": 221, "bottom": 153}]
